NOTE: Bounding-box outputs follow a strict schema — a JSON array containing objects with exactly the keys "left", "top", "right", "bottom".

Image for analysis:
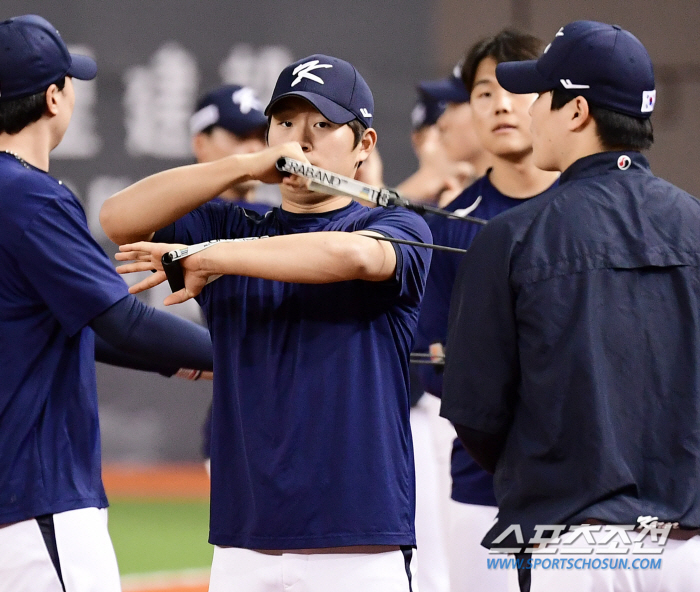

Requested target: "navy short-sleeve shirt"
[
  {"left": 414, "top": 175, "right": 556, "bottom": 507},
  {"left": 0, "top": 154, "right": 129, "bottom": 525},
  {"left": 442, "top": 152, "right": 700, "bottom": 547},
  {"left": 154, "top": 199, "right": 432, "bottom": 548}
]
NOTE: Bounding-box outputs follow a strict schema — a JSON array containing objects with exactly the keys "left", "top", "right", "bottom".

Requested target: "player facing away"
[
  {"left": 441, "top": 21, "right": 700, "bottom": 592},
  {"left": 0, "top": 14, "right": 214, "bottom": 592},
  {"left": 412, "top": 29, "right": 558, "bottom": 592},
  {"left": 100, "top": 55, "right": 432, "bottom": 591}
]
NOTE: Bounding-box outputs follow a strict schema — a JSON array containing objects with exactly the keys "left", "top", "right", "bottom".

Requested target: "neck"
[
  {"left": 281, "top": 193, "right": 353, "bottom": 214},
  {"left": 557, "top": 143, "right": 608, "bottom": 173},
  {"left": 469, "top": 150, "right": 492, "bottom": 179},
  {"left": 0, "top": 124, "right": 53, "bottom": 172},
  {"left": 488, "top": 150, "right": 559, "bottom": 198}
]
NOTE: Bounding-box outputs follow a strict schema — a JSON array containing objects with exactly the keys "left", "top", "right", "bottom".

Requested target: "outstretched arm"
[
  {"left": 116, "top": 230, "right": 398, "bottom": 305},
  {"left": 99, "top": 143, "right": 308, "bottom": 245},
  {"left": 90, "top": 294, "right": 214, "bottom": 371}
]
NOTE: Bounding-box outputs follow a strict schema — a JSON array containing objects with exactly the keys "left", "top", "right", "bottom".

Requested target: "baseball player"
[
  {"left": 100, "top": 54, "right": 431, "bottom": 591},
  {"left": 190, "top": 84, "right": 273, "bottom": 210},
  {"left": 411, "top": 29, "right": 558, "bottom": 592},
  {"left": 441, "top": 20, "right": 700, "bottom": 592},
  {"left": 0, "top": 15, "right": 214, "bottom": 592},
  {"left": 398, "top": 72, "right": 487, "bottom": 205}
]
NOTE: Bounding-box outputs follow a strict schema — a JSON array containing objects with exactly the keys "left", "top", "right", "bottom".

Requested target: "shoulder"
[
  {"left": 365, "top": 205, "right": 432, "bottom": 242},
  {"left": 0, "top": 166, "right": 82, "bottom": 231}
]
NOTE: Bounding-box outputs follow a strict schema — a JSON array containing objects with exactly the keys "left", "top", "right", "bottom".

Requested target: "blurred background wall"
[{"left": 4, "top": 0, "right": 698, "bottom": 462}]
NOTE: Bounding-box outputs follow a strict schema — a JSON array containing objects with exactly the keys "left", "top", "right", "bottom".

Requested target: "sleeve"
[
  {"left": 91, "top": 294, "right": 213, "bottom": 372},
  {"left": 412, "top": 216, "right": 470, "bottom": 397},
  {"left": 94, "top": 332, "right": 180, "bottom": 376},
  {"left": 17, "top": 193, "right": 130, "bottom": 337},
  {"left": 363, "top": 208, "right": 433, "bottom": 306},
  {"left": 440, "top": 220, "right": 520, "bottom": 435}
]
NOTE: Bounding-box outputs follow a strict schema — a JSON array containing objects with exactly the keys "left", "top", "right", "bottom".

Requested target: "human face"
[
  {"left": 528, "top": 90, "right": 569, "bottom": 172},
  {"left": 268, "top": 97, "right": 370, "bottom": 199},
  {"left": 470, "top": 57, "right": 537, "bottom": 160},
  {"left": 437, "top": 101, "right": 482, "bottom": 163}
]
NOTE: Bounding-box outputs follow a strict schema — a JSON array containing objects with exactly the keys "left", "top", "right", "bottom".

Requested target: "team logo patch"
[
  {"left": 617, "top": 155, "right": 631, "bottom": 170},
  {"left": 560, "top": 79, "right": 590, "bottom": 90},
  {"left": 232, "top": 87, "right": 262, "bottom": 114},
  {"left": 291, "top": 60, "right": 332, "bottom": 87},
  {"left": 360, "top": 107, "right": 372, "bottom": 119},
  {"left": 641, "top": 89, "right": 656, "bottom": 113}
]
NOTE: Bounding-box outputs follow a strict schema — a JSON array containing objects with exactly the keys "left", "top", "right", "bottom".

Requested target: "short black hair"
[
  {"left": 461, "top": 29, "right": 544, "bottom": 93},
  {"left": 346, "top": 118, "right": 367, "bottom": 149},
  {"left": 550, "top": 87, "right": 654, "bottom": 151},
  {"left": 0, "top": 76, "right": 66, "bottom": 135}
]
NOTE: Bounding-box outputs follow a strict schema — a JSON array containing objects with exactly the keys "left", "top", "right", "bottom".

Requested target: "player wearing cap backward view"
[
  {"left": 440, "top": 20, "right": 700, "bottom": 592},
  {"left": 0, "top": 14, "right": 215, "bottom": 592},
  {"left": 100, "top": 55, "right": 431, "bottom": 591}
]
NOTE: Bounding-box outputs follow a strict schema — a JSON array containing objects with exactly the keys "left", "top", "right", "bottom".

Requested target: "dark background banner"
[{"left": 3, "top": 0, "right": 698, "bottom": 461}]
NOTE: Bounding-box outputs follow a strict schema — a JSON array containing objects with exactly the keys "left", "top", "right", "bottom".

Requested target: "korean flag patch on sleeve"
[{"left": 641, "top": 90, "right": 656, "bottom": 113}]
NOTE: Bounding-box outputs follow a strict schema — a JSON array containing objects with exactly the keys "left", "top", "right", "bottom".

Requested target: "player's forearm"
[
  {"left": 100, "top": 155, "right": 254, "bottom": 245},
  {"left": 194, "top": 232, "right": 396, "bottom": 284}
]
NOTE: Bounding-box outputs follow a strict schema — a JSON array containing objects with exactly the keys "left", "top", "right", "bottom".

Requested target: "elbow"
[
  {"left": 99, "top": 199, "right": 143, "bottom": 245},
  {"left": 99, "top": 200, "right": 122, "bottom": 244},
  {"left": 348, "top": 240, "right": 383, "bottom": 281}
]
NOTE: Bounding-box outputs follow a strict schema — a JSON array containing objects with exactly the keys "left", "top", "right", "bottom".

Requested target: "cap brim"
[
  {"left": 495, "top": 60, "right": 554, "bottom": 94},
  {"left": 419, "top": 78, "right": 470, "bottom": 103},
  {"left": 67, "top": 54, "right": 97, "bottom": 81},
  {"left": 265, "top": 92, "right": 355, "bottom": 125}
]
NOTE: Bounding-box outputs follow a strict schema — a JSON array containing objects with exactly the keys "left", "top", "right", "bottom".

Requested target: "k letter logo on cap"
[{"left": 291, "top": 60, "right": 332, "bottom": 87}]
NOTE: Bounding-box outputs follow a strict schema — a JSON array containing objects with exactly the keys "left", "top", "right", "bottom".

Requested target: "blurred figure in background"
[
  {"left": 398, "top": 67, "right": 489, "bottom": 206},
  {"left": 414, "top": 29, "right": 558, "bottom": 592},
  {"left": 190, "top": 84, "right": 276, "bottom": 210}
]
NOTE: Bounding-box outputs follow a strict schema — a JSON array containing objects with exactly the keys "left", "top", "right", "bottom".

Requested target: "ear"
[
  {"left": 355, "top": 127, "right": 378, "bottom": 167},
  {"left": 44, "top": 83, "right": 62, "bottom": 117},
  {"left": 192, "top": 133, "right": 208, "bottom": 162},
  {"left": 567, "top": 96, "right": 592, "bottom": 132}
]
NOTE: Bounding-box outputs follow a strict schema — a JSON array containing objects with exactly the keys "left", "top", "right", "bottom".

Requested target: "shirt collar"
[{"left": 559, "top": 151, "right": 651, "bottom": 185}]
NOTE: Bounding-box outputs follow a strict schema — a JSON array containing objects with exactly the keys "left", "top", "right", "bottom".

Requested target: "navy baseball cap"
[
  {"left": 190, "top": 85, "right": 268, "bottom": 136},
  {"left": 411, "top": 92, "right": 446, "bottom": 130},
  {"left": 265, "top": 54, "right": 374, "bottom": 128},
  {"left": 496, "top": 21, "right": 656, "bottom": 118},
  {"left": 418, "top": 62, "right": 470, "bottom": 104},
  {"left": 0, "top": 15, "right": 97, "bottom": 101}
]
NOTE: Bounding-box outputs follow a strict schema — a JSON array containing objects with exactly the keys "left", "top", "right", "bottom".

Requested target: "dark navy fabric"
[
  {"left": 209, "top": 197, "right": 271, "bottom": 214},
  {"left": 91, "top": 294, "right": 213, "bottom": 374},
  {"left": 441, "top": 151, "right": 700, "bottom": 548},
  {"left": 199, "top": 199, "right": 270, "bottom": 460},
  {"left": 154, "top": 199, "right": 431, "bottom": 548},
  {"left": 414, "top": 174, "right": 556, "bottom": 507},
  {"left": 0, "top": 153, "right": 129, "bottom": 525}
]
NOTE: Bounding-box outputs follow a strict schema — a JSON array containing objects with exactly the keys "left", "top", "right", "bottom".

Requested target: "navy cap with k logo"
[
  {"left": 495, "top": 21, "right": 656, "bottom": 119},
  {"left": 190, "top": 85, "right": 267, "bottom": 136},
  {"left": 0, "top": 14, "right": 97, "bottom": 101},
  {"left": 265, "top": 54, "right": 374, "bottom": 128}
]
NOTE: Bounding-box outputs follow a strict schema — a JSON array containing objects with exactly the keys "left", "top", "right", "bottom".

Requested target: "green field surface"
[{"left": 108, "top": 499, "right": 213, "bottom": 575}]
